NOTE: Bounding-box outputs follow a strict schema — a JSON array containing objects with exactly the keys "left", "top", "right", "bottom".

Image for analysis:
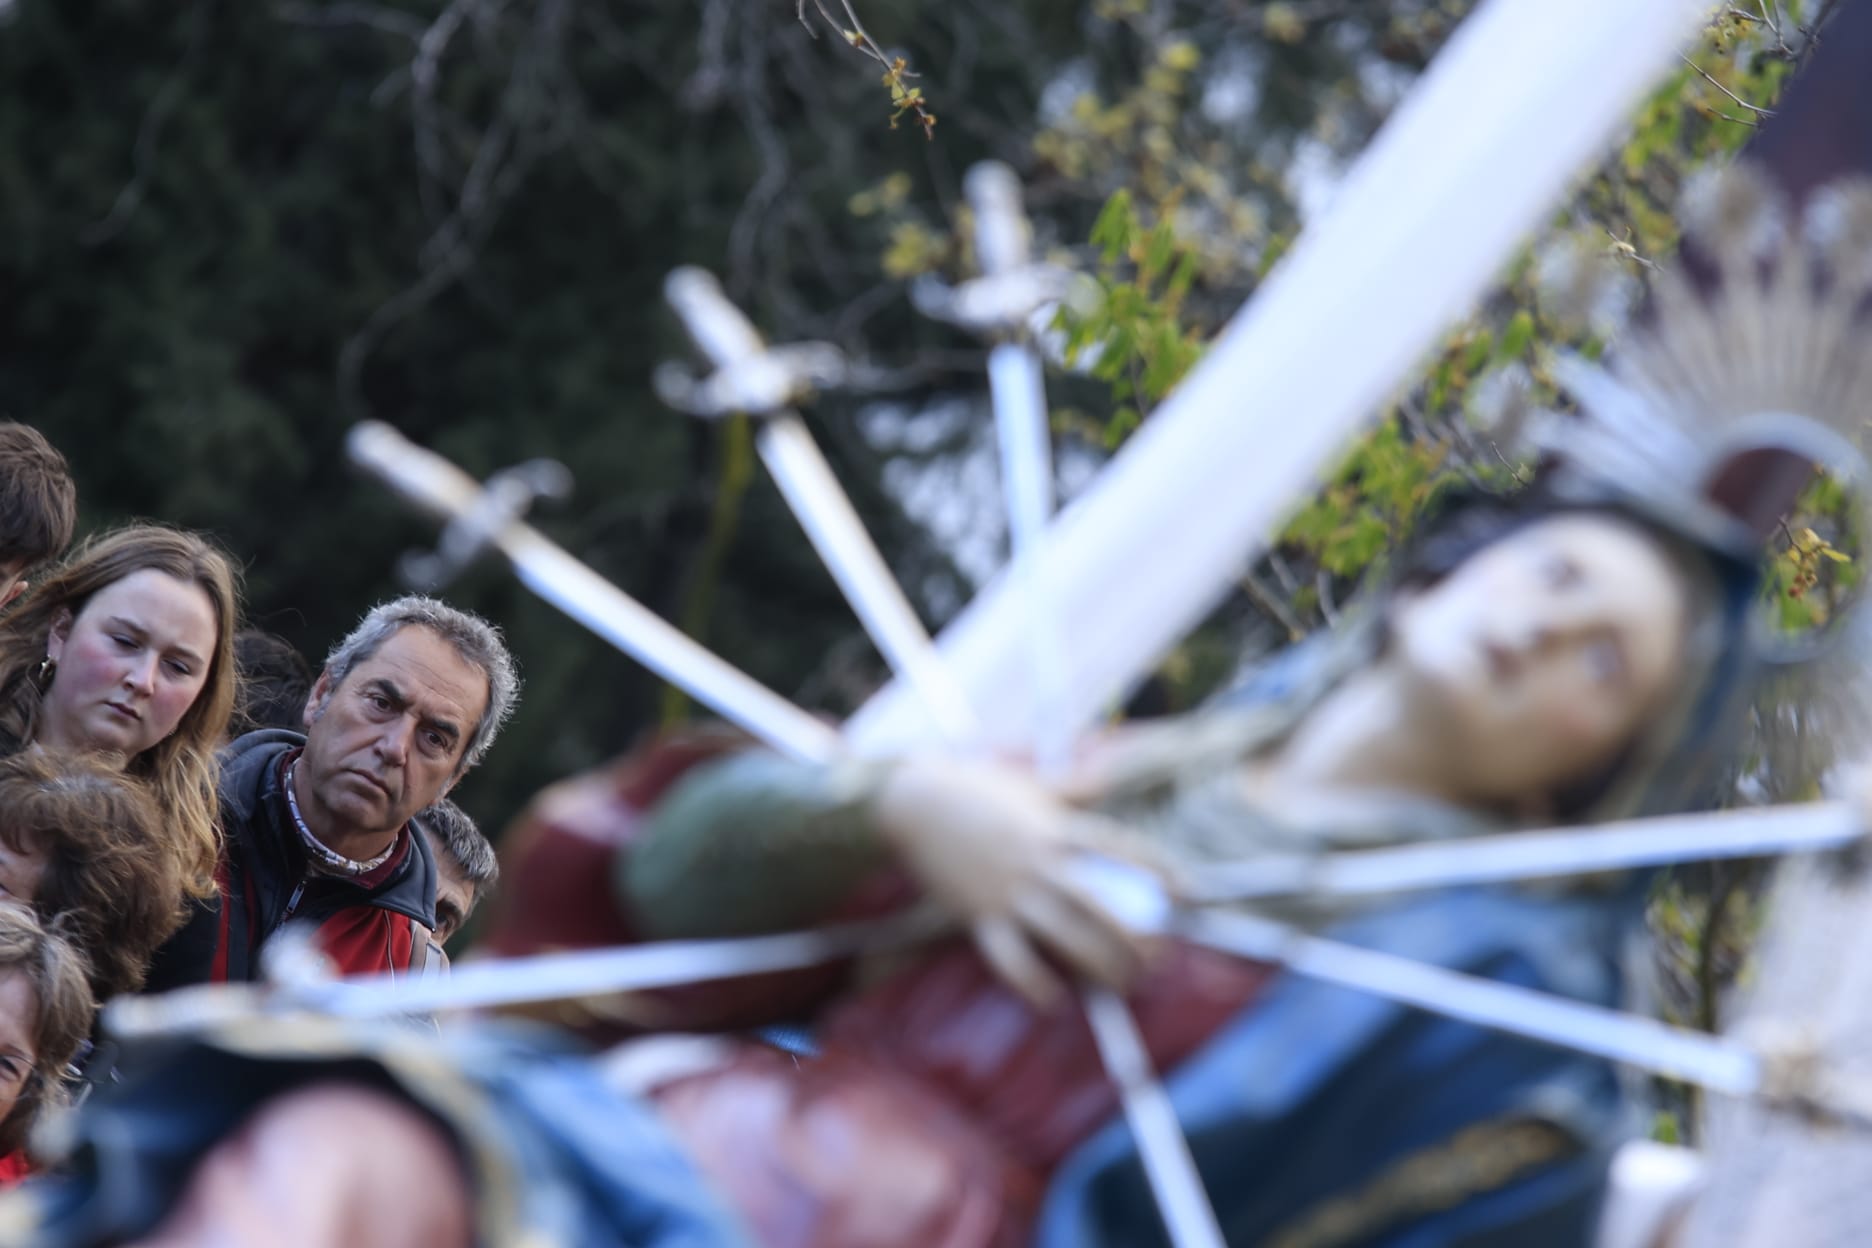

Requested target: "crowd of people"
[{"left": 0, "top": 420, "right": 505, "bottom": 1184}]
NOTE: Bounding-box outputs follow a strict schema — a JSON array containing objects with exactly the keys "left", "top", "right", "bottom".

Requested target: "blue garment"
[
  {"left": 755, "top": 1022, "right": 821, "bottom": 1057},
  {"left": 5, "top": 1019, "right": 753, "bottom": 1248},
  {"left": 1035, "top": 888, "right": 1633, "bottom": 1248}
]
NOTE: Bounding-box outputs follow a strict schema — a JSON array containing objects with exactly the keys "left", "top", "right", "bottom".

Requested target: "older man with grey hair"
[{"left": 146, "top": 596, "right": 520, "bottom": 990}]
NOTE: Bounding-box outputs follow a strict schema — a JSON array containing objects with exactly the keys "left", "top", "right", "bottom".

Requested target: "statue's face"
[{"left": 1388, "top": 512, "right": 1691, "bottom": 810}]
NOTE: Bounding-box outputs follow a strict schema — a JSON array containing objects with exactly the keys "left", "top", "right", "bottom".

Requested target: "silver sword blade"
[
  {"left": 988, "top": 340, "right": 1071, "bottom": 774},
  {"left": 660, "top": 266, "right": 978, "bottom": 743},
  {"left": 347, "top": 422, "right": 841, "bottom": 764},
  {"left": 967, "top": 162, "right": 1223, "bottom": 1244},
  {"left": 965, "top": 163, "right": 1069, "bottom": 772},
  {"left": 1186, "top": 802, "right": 1861, "bottom": 903},
  {"left": 756, "top": 415, "right": 978, "bottom": 742},
  {"left": 1084, "top": 986, "right": 1230, "bottom": 1248},
  {"left": 1181, "top": 908, "right": 1762, "bottom": 1097},
  {"left": 987, "top": 344, "right": 1053, "bottom": 554}
]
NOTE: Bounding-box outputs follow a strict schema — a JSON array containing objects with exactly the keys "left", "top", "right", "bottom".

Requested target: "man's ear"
[{"left": 303, "top": 670, "right": 333, "bottom": 730}]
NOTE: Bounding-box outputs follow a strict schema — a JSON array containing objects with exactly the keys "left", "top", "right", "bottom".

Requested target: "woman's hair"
[
  {"left": 229, "top": 628, "right": 313, "bottom": 737},
  {"left": 0, "top": 751, "right": 189, "bottom": 999},
  {"left": 0, "top": 901, "right": 95, "bottom": 1156},
  {"left": 0, "top": 525, "right": 240, "bottom": 895}
]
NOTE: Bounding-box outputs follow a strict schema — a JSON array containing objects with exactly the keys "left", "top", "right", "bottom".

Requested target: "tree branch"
[{"left": 80, "top": 3, "right": 211, "bottom": 246}]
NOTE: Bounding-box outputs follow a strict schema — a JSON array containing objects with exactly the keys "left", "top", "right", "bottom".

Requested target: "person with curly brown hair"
[{"left": 0, "top": 751, "right": 189, "bottom": 1001}]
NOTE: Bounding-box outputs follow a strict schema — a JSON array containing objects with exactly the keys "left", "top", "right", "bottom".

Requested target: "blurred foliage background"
[{"left": 0, "top": 2, "right": 1836, "bottom": 1006}]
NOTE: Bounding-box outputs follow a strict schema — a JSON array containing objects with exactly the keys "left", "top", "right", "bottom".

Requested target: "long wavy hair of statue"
[{"left": 0, "top": 525, "right": 240, "bottom": 897}]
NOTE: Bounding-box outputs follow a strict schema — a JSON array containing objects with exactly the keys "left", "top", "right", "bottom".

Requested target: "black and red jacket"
[{"left": 145, "top": 730, "right": 442, "bottom": 991}]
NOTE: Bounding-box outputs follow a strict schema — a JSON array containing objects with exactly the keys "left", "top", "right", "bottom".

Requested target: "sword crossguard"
[
  {"left": 398, "top": 456, "right": 574, "bottom": 591},
  {"left": 1746, "top": 1021, "right": 1872, "bottom": 1131},
  {"left": 910, "top": 267, "right": 1082, "bottom": 337},
  {"left": 658, "top": 267, "right": 848, "bottom": 418},
  {"left": 913, "top": 161, "right": 1084, "bottom": 337}
]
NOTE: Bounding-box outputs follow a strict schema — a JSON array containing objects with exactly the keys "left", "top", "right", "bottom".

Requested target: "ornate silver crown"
[{"left": 1548, "top": 163, "right": 1872, "bottom": 549}]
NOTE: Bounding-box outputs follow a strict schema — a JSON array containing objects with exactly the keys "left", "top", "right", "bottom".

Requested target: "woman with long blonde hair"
[{"left": 0, "top": 524, "right": 239, "bottom": 896}]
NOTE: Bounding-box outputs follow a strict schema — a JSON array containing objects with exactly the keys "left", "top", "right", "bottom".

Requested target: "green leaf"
[
  {"left": 1166, "top": 250, "right": 1199, "bottom": 303},
  {"left": 1141, "top": 220, "right": 1177, "bottom": 285},
  {"left": 1104, "top": 405, "right": 1141, "bottom": 448},
  {"left": 1460, "top": 331, "right": 1493, "bottom": 373},
  {"left": 1091, "top": 190, "right": 1138, "bottom": 266},
  {"left": 1496, "top": 309, "right": 1535, "bottom": 362}
]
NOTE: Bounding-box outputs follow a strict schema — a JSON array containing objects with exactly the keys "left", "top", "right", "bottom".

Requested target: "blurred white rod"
[
  {"left": 989, "top": 342, "right": 1072, "bottom": 772},
  {"left": 848, "top": 0, "right": 1706, "bottom": 755},
  {"left": 1182, "top": 909, "right": 1762, "bottom": 1096},
  {"left": 1188, "top": 802, "right": 1860, "bottom": 903},
  {"left": 990, "top": 343, "right": 1055, "bottom": 562},
  {"left": 107, "top": 914, "right": 938, "bottom": 1036},
  {"left": 1085, "top": 986, "right": 1230, "bottom": 1248}
]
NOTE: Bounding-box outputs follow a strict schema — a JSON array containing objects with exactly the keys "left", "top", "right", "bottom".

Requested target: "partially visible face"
[
  {"left": 0, "top": 559, "right": 30, "bottom": 613},
  {"left": 0, "top": 968, "right": 39, "bottom": 1128},
  {"left": 426, "top": 840, "right": 477, "bottom": 945},
  {"left": 0, "top": 837, "right": 45, "bottom": 904},
  {"left": 41, "top": 570, "right": 218, "bottom": 761},
  {"left": 299, "top": 626, "right": 489, "bottom": 841},
  {"left": 1389, "top": 513, "right": 1692, "bottom": 810}
]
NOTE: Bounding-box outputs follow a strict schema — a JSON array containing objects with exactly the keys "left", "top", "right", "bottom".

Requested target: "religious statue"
[
  {"left": 419, "top": 148, "right": 1872, "bottom": 1245},
  {"left": 466, "top": 444, "right": 1770, "bottom": 1247}
]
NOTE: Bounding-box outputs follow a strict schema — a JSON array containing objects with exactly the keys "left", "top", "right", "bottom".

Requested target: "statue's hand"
[{"left": 871, "top": 756, "right": 1155, "bottom": 1006}]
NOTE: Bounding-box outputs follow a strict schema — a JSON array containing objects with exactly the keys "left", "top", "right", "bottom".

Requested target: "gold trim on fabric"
[{"left": 1265, "top": 1117, "right": 1576, "bottom": 1248}]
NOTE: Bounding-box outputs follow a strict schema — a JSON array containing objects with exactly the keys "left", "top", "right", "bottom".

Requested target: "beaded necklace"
[{"left": 283, "top": 760, "right": 398, "bottom": 876}]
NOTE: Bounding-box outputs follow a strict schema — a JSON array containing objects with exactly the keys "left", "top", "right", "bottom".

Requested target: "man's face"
[
  {"left": 298, "top": 626, "right": 489, "bottom": 842},
  {"left": 428, "top": 844, "right": 477, "bottom": 945}
]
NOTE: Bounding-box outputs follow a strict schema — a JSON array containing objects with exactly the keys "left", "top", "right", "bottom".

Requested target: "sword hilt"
[
  {"left": 913, "top": 161, "right": 1083, "bottom": 336},
  {"left": 658, "top": 267, "right": 847, "bottom": 417},
  {"left": 347, "top": 423, "right": 572, "bottom": 591}
]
